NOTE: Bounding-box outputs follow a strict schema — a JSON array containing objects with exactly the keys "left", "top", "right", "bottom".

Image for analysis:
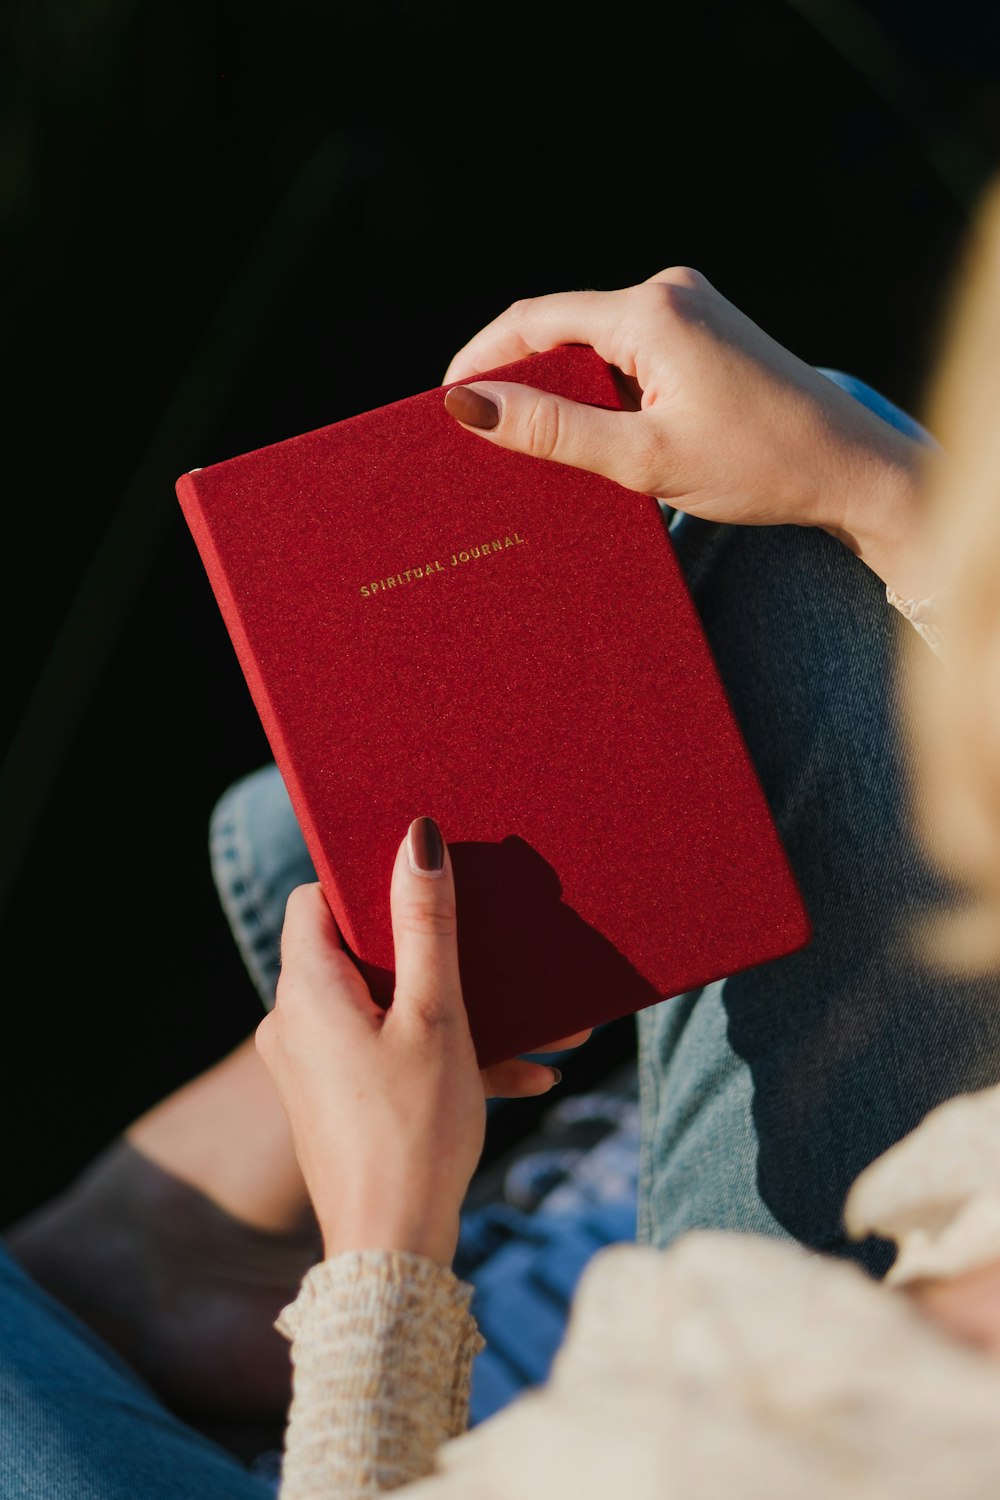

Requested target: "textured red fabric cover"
[{"left": 177, "top": 346, "right": 811, "bottom": 1066}]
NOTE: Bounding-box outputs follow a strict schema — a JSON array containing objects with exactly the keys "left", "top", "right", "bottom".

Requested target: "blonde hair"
[{"left": 907, "top": 176, "right": 1000, "bottom": 970}]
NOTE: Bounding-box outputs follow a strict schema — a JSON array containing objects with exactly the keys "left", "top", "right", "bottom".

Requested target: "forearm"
[{"left": 276, "top": 1251, "right": 483, "bottom": 1500}]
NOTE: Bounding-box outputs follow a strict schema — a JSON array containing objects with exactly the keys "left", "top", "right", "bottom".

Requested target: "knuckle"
[
  {"left": 629, "top": 279, "right": 707, "bottom": 340},
  {"left": 404, "top": 993, "right": 459, "bottom": 1036},
  {"left": 394, "top": 894, "right": 458, "bottom": 941},
  {"left": 635, "top": 273, "right": 704, "bottom": 325},
  {"left": 505, "top": 296, "right": 534, "bottom": 327},
  {"left": 254, "top": 1013, "right": 275, "bottom": 1060},
  {"left": 663, "top": 264, "right": 704, "bottom": 289},
  {"left": 623, "top": 425, "right": 665, "bottom": 494},
  {"left": 519, "top": 393, "right": 562, "bottom": 460}
]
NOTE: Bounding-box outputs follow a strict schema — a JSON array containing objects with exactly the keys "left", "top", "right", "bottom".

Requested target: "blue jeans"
[{"left": 0, "top": 1245, "right": 275, "bottom": 1498}]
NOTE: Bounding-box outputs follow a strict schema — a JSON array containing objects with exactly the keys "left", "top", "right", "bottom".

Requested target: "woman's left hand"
[
  {"left": 442, "top": 267, "right": 933, "bottom": 600},
  {"left": 256, "top": 816, "right": 587, "bottom": 1268}
]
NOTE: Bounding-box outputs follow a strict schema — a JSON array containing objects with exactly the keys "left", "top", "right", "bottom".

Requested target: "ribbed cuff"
[{"left": 276, "top": 1250, "right": 483, "bottom": 1499}]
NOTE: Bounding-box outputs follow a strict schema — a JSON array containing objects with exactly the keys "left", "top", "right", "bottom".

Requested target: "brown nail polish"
[
  {"left": 444, "top": 385, "right": 500, "bottom": 430},
  {"left": 408, "top": 816, "right": 445, "bottom": 873}
]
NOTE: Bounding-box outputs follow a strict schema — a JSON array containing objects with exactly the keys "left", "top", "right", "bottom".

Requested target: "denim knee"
[{"left": 209, "top": 764, "right": 316, "bottom": 1011}]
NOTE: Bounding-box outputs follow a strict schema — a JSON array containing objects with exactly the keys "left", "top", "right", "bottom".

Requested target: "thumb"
[
  {"left": 443, "top": 380, "right": 661, "bottom": 495},
  {"left": 389, "top": 816, "right": 466, "bottom": 1029}
]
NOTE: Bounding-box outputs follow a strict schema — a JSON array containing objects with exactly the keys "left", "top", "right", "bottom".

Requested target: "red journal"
[{"left": 176, "top": 345, "right": 810, "bottom": 1066}]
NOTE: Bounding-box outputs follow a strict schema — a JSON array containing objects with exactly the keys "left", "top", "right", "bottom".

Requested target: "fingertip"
[
  {"left": 405, "top": 815, "right": 446, "bottom": 877},
  {"left": 483, "top": 1059, "right": 564, "bottom": 1099},
  {"left": 532, "top": 1028, "right": 593, "bottom": 1052},
  {"left": 284, "top": 880, "right": 325, "bottom": 912},
  {"left": 444, "top": 384, "right": 501, "bottom": 432},
  {"left": 280, "top": 881, "right": 338, "bottom": 953}
]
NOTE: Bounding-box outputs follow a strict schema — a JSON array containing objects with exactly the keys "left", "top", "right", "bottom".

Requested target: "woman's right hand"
[
  {"left": 443, "top": 266, "right": 933, "bottom": 600},
  {"left": 255, "top": 817, "right": 582, "bottom": 1268}
]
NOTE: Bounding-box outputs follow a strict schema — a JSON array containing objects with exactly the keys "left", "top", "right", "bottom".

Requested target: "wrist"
[
  {"left": 318, "top": 1211, "right": 460, "bottom": 1271},
  {"left": 821, "top": 429, "right": 933, "bottom": 600}
]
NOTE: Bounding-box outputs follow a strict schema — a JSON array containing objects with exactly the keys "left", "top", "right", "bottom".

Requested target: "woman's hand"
[
  {"left": 255, "top": 816, "right": 584, "bottom": 1268},
  {"left": 443, "top": 267, "right": 933, "bottom": 600}
]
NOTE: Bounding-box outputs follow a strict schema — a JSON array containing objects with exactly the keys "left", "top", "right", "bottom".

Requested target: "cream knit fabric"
[
  {"left": 276, "top": 1082, "right": 1000, "bottom": 1499},
  {"left": 276, "top": 1251, "right": 482, "bottom": 1498}
]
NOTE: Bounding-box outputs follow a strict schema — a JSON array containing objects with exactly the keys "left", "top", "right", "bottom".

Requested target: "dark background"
[{"left": 2, "top": 0, "right": 999, "bottom": 1227}]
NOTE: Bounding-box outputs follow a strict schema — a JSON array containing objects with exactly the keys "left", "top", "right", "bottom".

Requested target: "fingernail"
[
  {"left": 407, "top": 816, "right": 445, "bottom": 875},
  {"left": 444, "top": 385, "right": 500, "bottom": 430},
  {"left": 550, "top": 1068, "right": 562, "bottom": 1086}
]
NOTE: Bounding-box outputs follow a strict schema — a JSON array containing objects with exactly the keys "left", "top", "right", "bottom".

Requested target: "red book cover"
[{"left": 176, "top": 345, "right": 810, "bottom": 1067}]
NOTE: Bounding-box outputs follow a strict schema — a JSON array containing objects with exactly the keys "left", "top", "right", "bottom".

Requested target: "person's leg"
[
  {"left": 639, "top": 373, "right": 1000, "bottom": 1275},
  {"left": 124, "top": 1034, "right": 313, "bottom": 1234},
  {"left": 5, "top": 1038, "right": 319, "bottom": 1427},
  {"left": 0, "top": 1239, "right": 274, "bottom": 1500}
]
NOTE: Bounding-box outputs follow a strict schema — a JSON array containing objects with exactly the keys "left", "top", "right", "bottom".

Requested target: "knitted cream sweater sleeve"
[{"left": 274, "top": 1250, "right": 483, "bottom": 1500}]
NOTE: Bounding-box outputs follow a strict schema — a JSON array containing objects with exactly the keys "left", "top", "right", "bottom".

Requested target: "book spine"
[{"left": 174, "top": 472, "right": 354, "bottom": 945}]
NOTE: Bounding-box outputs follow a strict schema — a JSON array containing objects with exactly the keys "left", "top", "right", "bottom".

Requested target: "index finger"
[
  {"left": 443, "top": 288, "right": 636, "bottom": 385},
  {"left": 276, "top": 882, "right": 383, "bottom": 1024}
]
